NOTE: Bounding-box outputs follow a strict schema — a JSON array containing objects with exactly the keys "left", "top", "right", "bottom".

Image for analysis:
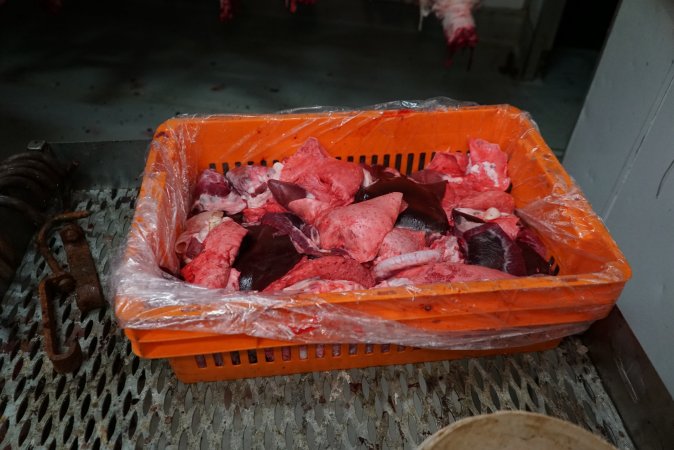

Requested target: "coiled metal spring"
[{"left": 0, "top": 146, "right": 67, "bottom": 292}]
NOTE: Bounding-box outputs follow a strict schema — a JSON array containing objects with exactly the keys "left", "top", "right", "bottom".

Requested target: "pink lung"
[
  {"left": 264, "top": 256, "right": 375, "bottom": 292},
  {"left": 281, "top": 137, "right": 363, "bottom": 208},
  {"left": 315, "top": 192, "right": 404, "bottom": 263},
  {"left": 180, "top": 218, "right": 248, "bottom": 289}
]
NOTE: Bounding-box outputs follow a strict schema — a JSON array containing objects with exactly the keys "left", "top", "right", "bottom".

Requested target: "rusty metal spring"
[{"left": 0, "top": 146, "right": 68, "bottom": 292}]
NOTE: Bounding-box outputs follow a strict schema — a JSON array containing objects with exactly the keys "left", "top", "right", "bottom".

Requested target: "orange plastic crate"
[{"left": 117, "top": 105, "right": 630, "bottom": 383}]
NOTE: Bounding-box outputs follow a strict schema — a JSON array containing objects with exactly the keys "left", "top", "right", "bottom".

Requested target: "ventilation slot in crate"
[{"left": 194, "top": 343, "right": 412, "bottom": 370}]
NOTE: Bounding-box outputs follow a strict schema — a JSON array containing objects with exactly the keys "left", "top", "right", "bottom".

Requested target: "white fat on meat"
[
  {"left": 175, "top": 211, "right": 227, "bottom": 262},
  {"left": 225, "top": 162, "right": 284, "bottom": 210},
  {"left": 455, "top": 207, "right": 502, "bottom": 220},
  {"left": 194, "top": 191, "right": 246, "bottom": 215},
  {"left": 269, "top": 162, "right": 284, "bottom": 179},
  {"left": 362, "top": 168, "right": 375, "bottom": 188},
  {"left": 467, "top": 161, "right": 499, "bottom": 186},
  {"left": 454, "top": 207, "right": 520, "bottom": 239},
  {"left": 428, "top": 234, "right": 463, "bottom": 263}
]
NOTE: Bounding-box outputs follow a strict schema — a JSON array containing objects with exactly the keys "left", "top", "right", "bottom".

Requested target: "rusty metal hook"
[
  {"left": 37, "top": 210, "right": 103, "bottom": 312},
  {"left": 38, "top": 273, "right": 83, "bottom": 374},
  {"left": 37, "top": 211, "right": 104, "bottom": 373},
  {"left": 37, "top": 211, "right": 90, "bottom": 290}
]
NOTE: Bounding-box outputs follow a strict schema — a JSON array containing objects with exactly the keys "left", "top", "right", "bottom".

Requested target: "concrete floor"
[{"left": 0, "top": 0, "right": 597, "bottom": 157}]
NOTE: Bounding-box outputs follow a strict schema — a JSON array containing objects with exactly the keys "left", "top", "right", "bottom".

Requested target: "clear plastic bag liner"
[{"left": 113, "top": 98, "right": 630, "bottom": 350}]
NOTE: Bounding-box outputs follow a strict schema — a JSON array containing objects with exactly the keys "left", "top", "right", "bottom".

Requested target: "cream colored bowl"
[{"left": 418, "top": 411, "right": 617, "bottom": 450}]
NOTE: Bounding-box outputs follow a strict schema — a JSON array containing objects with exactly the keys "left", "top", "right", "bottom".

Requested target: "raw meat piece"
[
  {"left": 492, "top": 216, "right": 520, "bottom": 240},
  {"left": 261, "top": 212, "right": 324, "bottom": 256},
  {"left": 516, "top": 228, "right": 553, "bottom": 276},
  {"left": 357, "top": 177, "right": 448, "bottom": 232},
  {"left": 283, "top": 137, "right": 329, "bottom": 166},
  {"left": 315, "top": 192, "right": 404, "bottom": 263},
  {"left": 181, "top": 253, "right": 233, "bottom": 289},
  {"left": 431, "top": 0, "right": 478, "bottom": 55},
  {"left": 233, "top": 225, "right": 303, "bottom": 291},
  {"left": 376, "top": 228, "right": 427, "bottom": 261},
  {"left": 196, "top": 217, "right": 247, "bottom": 257},
  {"left": 281, "top": 138, "right": 363, "bottom": 208},
  {"left": 409, "top": 169, "right": 446, "bottom": 184},
  {"left": 287, "top": 198, "right": 332, "bottom": 224},
  {"left": 425, "top": 151, "right": 468, "bottom": 177},
  {"left": 282, "top": 278, "right": 365, "bottom": 293},
  {"left": 465, "top": 191, "right": 515, "bottom": 213},
  {"left": 442, "top": 186, "right": 516, "bottom": 216},
  {"left": 516, "top": 227, "right": 547, "bottom": 259},
  {"left": 242, "top": 200, "right": 287, "bottom": 225},
  {"left": 465, "top": 138, "right": 510, "bottom": 191},
  {"left": 268, "top": 179, "right": 309, "bottom": 209},
  {"left": 374, "top": 250, "right": 443, "bottom": 280},
  {"left": 267, "top": 178, "right": 333, "bottom": 224},
  {"left": 454, "top": 208, "right": 520, "bottom": 240},
  {"left": 264, "top": 256, "right": 375, "bottom": 292},
  {"left": 518, "top": 240, "right": 553, "bottom": 276},
  {"left": 192, "top": 169, "right": 246, "bottom": 215},
  {"left": 226, "top": 268, "right": 241, "bottom": 290},
  {"left": 452, "top": 208, "right": 485, "bottom": 234},
  {"left": 180, "top": 218, "right": 248, "bottom": 289},
  {"left": 175, "top": 211, "right": 226, "bottom": 263},
  {"left": 219, "top": 0, "right": 233, "bottom": 21},
  {"left": 428, "top": 234, "right": 463, "bottom": 263},
  {"left": 452, "top": 207, "right": 520, "bottom": 240},
  {"left": 374, "top": 232, "right": 464, "bottom": 280},
  {"left": 361, "top": 164, "right": 401, "bottom": 187},
  {"left": 463, "top": 223, "right": 526, "bottom": 276},
  {"left": 411, "top": 150, "right": 467, "bottom": 184},
  {"left": 226, "top": 163, "right": 282, "bottom": 209},
  {"left": 378, "top": 262, "right": 515, "bottom": 286}
]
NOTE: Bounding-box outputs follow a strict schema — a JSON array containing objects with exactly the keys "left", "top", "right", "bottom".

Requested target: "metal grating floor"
[{"left": 0, "top": 189, "right": 633, "bottom": 449}]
